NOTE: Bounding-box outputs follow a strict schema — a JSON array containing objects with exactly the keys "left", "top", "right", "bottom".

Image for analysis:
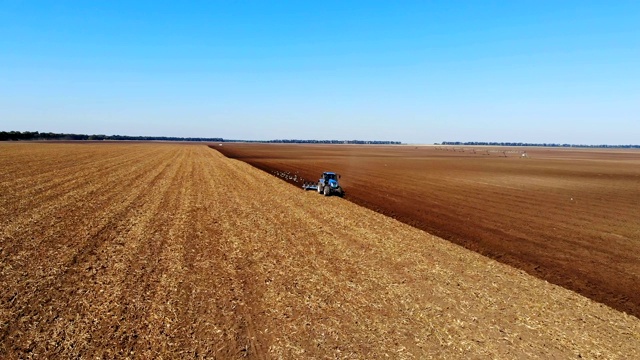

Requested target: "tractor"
[{"left": 302, "top": 171, "right": 344, "bottom": 197}]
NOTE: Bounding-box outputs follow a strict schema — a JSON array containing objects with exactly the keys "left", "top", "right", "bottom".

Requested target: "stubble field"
[
  {"left": 1, "top": 142, "right": 639, "bottom": 358},
  {"left": 216, "top": 143, "right": 640, "bottom": 319}
]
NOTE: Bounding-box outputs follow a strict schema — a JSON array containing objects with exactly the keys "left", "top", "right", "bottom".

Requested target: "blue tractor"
[
  {"left": 302, "top": 171, "right": 344, "bottom": 197},
  {"left": 317, "top": 172, "right": 343, "bottom": 197}
]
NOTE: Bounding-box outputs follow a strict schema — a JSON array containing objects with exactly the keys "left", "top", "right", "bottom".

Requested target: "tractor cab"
[{"left": 323, "top": 172, "right": 338, "bottom": 181}]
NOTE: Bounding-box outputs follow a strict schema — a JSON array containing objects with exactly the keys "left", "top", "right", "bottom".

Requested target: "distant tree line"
[
  {"left": 439, "top": 141, "right": 640, "bottom": 149},
  {"left": 0, "top": 131, "right": 223, "bottom": 142},
  {"left": 1, "top": 131, "right": 401, "bottom": 144},
  {"left": 226, "top": 139, "right": 402, "bottom": 144}
]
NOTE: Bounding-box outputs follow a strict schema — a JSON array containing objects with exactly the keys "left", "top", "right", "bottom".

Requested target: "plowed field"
[
  {"left": 216, "top": 144, "right": 640, "bottom": 320},
  {"left": 1, "top": 142, "right": 639, "bottom": 358}
]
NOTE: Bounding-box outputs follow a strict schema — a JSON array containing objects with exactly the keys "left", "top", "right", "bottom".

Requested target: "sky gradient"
[{"left": 2, "top": 1, "right": 639, "bottom": 144}]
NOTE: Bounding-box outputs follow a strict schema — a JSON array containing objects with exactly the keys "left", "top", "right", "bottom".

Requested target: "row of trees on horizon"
[
  {"left": 225, "top": 139, "right": 402, "bottom": 144},
  {"left": 0, "top": 131, "right": 400, "bottom": 144},
  {"left": 0, "top": 131, "right": 224, "bottom": 142},
  {"left": 439, "top": 141, "right": 640, "bottom": 148},
  {"left": 3, "top": 132, "right": 638, "bottom": 147}
]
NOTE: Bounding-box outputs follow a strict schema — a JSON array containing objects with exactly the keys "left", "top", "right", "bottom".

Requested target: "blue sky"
[{"left": 1, "top": 1, "right": 638, "bottom": 144}]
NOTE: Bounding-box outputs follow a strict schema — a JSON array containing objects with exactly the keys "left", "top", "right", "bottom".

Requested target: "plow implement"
[{"left": 302, "top": 182, "right": 318, "bottom": 191}]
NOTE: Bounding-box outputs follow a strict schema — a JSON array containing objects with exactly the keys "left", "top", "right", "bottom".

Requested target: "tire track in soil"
[
  {"left": 206, "top": 153, "right": 269, "bottom": 359},
  {"left": 0, "top": 148, "right": 170, "bottom": 289},
  {"left": 0, "top": 150, "right": 147, "bottom": 219},
  {"left": 0, "top": 146, "right": 180, "bottom": 355},
  {"left": 140, "top": 148, "right": 269, "bottom": 358},
  {"left": 196, "top": 150, "right": 261, "bottom": 358},
  {"left": 162, "top": 150, "right": 224, "bottom": 357},
  {"left": 34, "top": 165, "right": 180, "bottom": 356},
  {"left": 0, "top": 144, "right": 106, "bottom": 179},
  {"left": 137, "top": 147, "right": 219, "bottom": 358},
  {"left": 55, "top": 147, "right": 189, "bottom": 358},
  {"left": 0, "top": 146, "right": 178, "bottom": 254},
  {"left": 0, "top": 144, "right": 144, "bottom": 212},
  {"left": 0, "top": 143, "right": 132, "bottom": 183},
  {"left": 0, "top": 145, "right": 169, "bottom": 236}
]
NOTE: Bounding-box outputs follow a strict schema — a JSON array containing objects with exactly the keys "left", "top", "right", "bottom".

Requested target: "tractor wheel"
[
  {"left": 324, "top": 186, "right": 331, "bottom": 196},
  {"left": 317, "top": 184, "right": 323, "bottom": 194}
]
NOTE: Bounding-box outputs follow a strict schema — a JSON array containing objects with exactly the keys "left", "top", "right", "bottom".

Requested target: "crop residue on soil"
[{"left": 1, "top": 142, "right": 639, "bottom": 358}]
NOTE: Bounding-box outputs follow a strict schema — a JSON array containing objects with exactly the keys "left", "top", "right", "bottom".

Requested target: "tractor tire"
[
  {"left": 317, "top": 184, "right": 323, "bottom": 194},
  {"left": 324, "top": 186, "right": 331, "bottom": 196}
]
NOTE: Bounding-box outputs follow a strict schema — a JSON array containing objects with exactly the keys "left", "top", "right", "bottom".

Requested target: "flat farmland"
[
  {"left": 216, "top": 143, "right": 640, "bottom": 319},
  {"left": 2, "top": 142, "right": 639, "bottom": 358}
]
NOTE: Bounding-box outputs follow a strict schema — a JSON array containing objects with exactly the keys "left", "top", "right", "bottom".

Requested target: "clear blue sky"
[{"left": 2, "top": 1, "right": 638, "bottom": 144}]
